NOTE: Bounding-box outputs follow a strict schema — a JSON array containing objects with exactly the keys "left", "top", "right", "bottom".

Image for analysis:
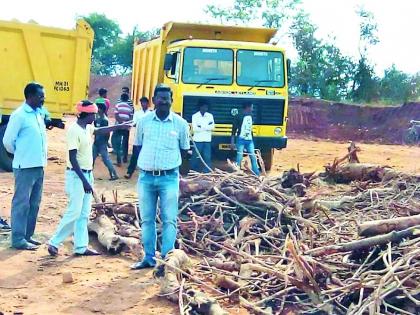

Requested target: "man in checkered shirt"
[{"left": 131, "top": 84, "right": 190, "bottom": 270}]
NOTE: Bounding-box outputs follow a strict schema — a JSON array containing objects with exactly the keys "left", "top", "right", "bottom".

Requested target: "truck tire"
[
  {"left": 260, "top": 149, "right": 274, "bottom": 172},
  {"left": 0, "top": 125, "right": 13, "bottom": 172}
]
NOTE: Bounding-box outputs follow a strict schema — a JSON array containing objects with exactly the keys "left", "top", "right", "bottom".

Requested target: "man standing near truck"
[
  {"left": 131, "top": 84, "right": 190, "bottom": 269},
  {"left": 118, "top": 87, "right": 134, "bottom": 162},
  {"left": 3, "top": 83, "right": 47, "bottom": 250},
  {"left": 191, "top": 100, "right": 214, "bottom": 173},
  {"left": 231, "top": 103, "right": 260, "bottom": 176}
]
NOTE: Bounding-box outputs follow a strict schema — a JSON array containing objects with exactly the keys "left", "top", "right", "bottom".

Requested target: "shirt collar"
[
  {"left": 23, "top": 103, "right": 39, "bottom": 113},
  {"left": 153, "top": 111, "right": 173, "bottom": 122}
]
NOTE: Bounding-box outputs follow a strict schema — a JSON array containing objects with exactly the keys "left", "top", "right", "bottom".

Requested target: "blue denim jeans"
[
  {"left": 191, "top": 142, "right": 212, "bottom": 173},
  {"left": 137, "top": 169, "right": 179, "bottom": 263},
  {"left": 236, "top": 138, "right": 260, "bottom": 176},
  {"left": 49, "top": 170, "right": 93, "bottom": 254},
  {"left": 11, "top": 167, "right": 44, "bottom": 248},
  {"left": 93, "top": 142, "right": 117, "bottom": 177}
]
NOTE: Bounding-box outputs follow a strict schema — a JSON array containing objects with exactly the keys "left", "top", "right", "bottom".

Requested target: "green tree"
[
  {"left": 82, "top": 13, "right": 122, "bottom": 75},
  {"left": 379, "top": 65, "right": 420, "bottom": 103},
  {"left": 82, "top": 13, "right": 158, "bottom": 75},
  {"left": 205, "top": 0, "right": 301, "bottom": 28},
  {"left": 351, "top": 7, "right": 380, "bottom": 102}
]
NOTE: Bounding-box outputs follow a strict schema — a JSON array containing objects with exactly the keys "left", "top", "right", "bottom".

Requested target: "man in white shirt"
[
  {"left": 191, "top": 100, "right": 214, "bottom": 173},
  {"left": 125, "top": 97, "right": 151, "bottom": 179}
]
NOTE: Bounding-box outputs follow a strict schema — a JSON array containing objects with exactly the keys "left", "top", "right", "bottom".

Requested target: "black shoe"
[
  {"left": 130, "top": 259, "right": 156, "bottom": 270},
  {"left": 27, "top": 238, "right": 42, "bottom": 246},
  {"left": 110, "top": 175, "right": 119, "bottom": 181},
  {"left": 75, "top": 248, "right": 100, "bottom": 256},
  {"left": 124, "top": 173, "right": 132, "bottom": 179},
  {"left": 0, "top": 218, "right": 11, "bottom": 231},
  {"left": 48, "top": 244, "right": 59, "bottom": 256}
]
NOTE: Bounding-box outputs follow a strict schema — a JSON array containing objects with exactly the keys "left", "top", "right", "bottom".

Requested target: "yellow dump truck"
[
  {"left": 0, "top": 19, "right": 94, "bottom": 171},
  {"left": 132, "top": 22, "right": 289, "bottom": 170}
]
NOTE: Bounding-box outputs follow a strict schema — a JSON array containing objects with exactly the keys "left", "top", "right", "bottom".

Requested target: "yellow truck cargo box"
[{"left": 0, "top": 19, "right": 93, "bottom": 119}]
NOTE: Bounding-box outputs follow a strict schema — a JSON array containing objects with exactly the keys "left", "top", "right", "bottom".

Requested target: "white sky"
[{"left": 1, "top": 0, "right": 418, "bottom": 75}]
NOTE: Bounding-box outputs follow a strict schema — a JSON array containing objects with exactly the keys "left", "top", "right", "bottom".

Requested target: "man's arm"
[
  {"left": 69, "top": 149, "right": 92, "bottom": 193},
  {"left": 191, "top": 114, "right": 202, "bottom": 132},
  {"left": 205, "top": 114, "right": 215, "bottom": 131},
  {"left": 2, "top": 112, "right": 22, "bottom": 154},
  {"left": 94, "top": 123, "right": 130, "bottom": 135},
  {"left": 180, "top": 120, "right": 191, "bottom": 159},
  {"left": 230, "top": 116, "right": 239, "bottom": 148}
]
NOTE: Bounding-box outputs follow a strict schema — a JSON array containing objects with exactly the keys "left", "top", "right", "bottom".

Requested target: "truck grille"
[{"left": 182, "top": 95, "right": 285, "bottom": 125}]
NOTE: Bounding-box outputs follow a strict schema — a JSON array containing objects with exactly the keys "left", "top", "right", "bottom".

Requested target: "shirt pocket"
[{"left": 163, "top": 130, "right": 179, "bottom": 149}]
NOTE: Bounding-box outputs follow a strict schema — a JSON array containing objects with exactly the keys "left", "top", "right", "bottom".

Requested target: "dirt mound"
[
  {"left": 88, "top": 75, "right": 419, "bottom": 144},
  {"left": 287, "top": 98, "right": 420, "bottom": 144},
  {"left": 89, "top": 74, "right": 132, "bottom": 105}
]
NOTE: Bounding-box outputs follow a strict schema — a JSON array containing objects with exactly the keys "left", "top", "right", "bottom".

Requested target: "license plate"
[{"left": 218, "top": 144, "right": 231, "bottom": 150}]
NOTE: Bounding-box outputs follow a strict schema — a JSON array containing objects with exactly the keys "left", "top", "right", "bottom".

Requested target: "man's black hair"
[
  {"left": 120, "top": 93, "right": 129, "bottom": 102},
  {"left": 96, "top": 102, "right": 106, "bottom": 112},
  {"left": 153, "top": 84, "right": 173, "bottom": 97},
  {"left": 197, "top": 99, "right": 209, "bottom": 110},
  {"left": 24, "top": 82, "right": 43, "bottom": 99},
  {"left": 122, "top": 86, "right": 129, "bottom": 91},
  {"left": 98, "top": 88, "right": 107, "bottom": 97},
  {"left": 140, "top": 96, "right": 149, "bottom": 103}
]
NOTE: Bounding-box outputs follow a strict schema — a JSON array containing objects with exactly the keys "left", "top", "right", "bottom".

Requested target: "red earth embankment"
[
  {"left": 88, "top": 75, "right": 419, "bottom": 144},
  {"left": 287, "top": 98, "right": 420, "bottom": 144}
]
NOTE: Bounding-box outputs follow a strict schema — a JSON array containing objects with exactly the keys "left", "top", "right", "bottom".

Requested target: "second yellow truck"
[{"left": 131, "top": 22, "right": 289, "bottom": 170}]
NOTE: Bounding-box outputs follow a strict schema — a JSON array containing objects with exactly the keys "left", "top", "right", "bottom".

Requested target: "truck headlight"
[{"left": 274, "top": 127, "right": 282, "bottom": 135}]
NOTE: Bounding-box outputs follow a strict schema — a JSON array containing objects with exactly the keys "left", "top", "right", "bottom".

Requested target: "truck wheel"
[
  {"left": 260, "top": 149, "right": 274, "bottom": 172},
  {"left": 0, "top": 125, "right": 13, "bottom": 172}
]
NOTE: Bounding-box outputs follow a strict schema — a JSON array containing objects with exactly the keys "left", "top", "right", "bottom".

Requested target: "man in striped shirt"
[
  {"left": 117, "top": 87, "right": 133, "bottom": 162},
  {"left": 111, "top": 93, "right": 133, "bottom": 166}
]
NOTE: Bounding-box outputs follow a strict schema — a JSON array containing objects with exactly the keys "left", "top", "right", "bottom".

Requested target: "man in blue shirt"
[
  {"left": 3, "top": 83, "right": 47, "bottom": 250},
  {"left": 131, "top": 84, "right": 190, "bottom": 269}
]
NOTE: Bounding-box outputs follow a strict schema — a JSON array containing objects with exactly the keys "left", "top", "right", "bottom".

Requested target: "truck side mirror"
[
  {"left": 286, "top": 59, "right": 291, "bottom": 84},
  {"left": 164, "top": 54, "right": 173, "bottom": 71}
]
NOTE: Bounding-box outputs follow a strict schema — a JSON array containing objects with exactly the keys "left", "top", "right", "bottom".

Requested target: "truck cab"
[{"left": 132, "top": 22, "right": 289, "bottom": 170}]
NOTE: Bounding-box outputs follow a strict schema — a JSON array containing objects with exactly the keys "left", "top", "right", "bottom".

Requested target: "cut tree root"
[
  {"left": 307, "top": 225, "right": 420, "bottom": 257},
  {"left": 358, "top": 214, "right": 420, "bottom": 236},
  {"left": 88, "top": 214, "right": 141, "bottom": 255},
  {"left": 154, "top": 249, "right": 228, "bottom": 315}
]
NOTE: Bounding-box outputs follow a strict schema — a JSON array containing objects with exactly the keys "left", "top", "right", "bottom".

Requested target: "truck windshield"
[
  {"left": 182, "top": 47, "right": 233, "bottom": 85},
  {"left": 237, "top": 50, "right": 285, "bottom": 88}
]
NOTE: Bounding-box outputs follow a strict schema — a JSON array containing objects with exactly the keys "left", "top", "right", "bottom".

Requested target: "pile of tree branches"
[{"left": 88, "top": 145, "right": 419, "bottom": 314}]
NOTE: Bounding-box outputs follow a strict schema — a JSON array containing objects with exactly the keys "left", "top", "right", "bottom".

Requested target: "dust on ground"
[{"left": 0, "top": 118, "right": 419, "bottom": 315}]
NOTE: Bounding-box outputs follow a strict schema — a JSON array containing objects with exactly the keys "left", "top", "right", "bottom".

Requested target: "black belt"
[
  {"left": 66, "top": 167, "right": 92, "bottom": 173},
  {"left": 141, "top": 168, "right": 177, "bottom": 176}
]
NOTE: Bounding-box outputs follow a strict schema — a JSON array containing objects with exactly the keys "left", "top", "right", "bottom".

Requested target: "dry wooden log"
[
  {"left": 327, "top": 163, "right": 387, "bottom": 183},
  {"left": 358, "top": 214, "right": 420, "bottom": 237},
  {"left": 307, "top": 225, "right": 420, "bottom": 257},
  {"left": 88, "top": 214, "right": 141, "bottom": 255}
]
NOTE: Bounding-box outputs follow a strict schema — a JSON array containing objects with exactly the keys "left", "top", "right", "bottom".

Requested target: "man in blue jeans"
[
  {"left": 231, "top": 103, "right": 260, "bottom": 176},
  {"left": 3, "top": 82, "right": 47, "bottom": 250},
  {"left": 131, "top": 84, "right": 190, "bottom": 269}
]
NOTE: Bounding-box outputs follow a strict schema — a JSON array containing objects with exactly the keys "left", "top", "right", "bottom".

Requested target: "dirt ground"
[{"left": 0, "top": 119, "right": 419, "bottom": 315}]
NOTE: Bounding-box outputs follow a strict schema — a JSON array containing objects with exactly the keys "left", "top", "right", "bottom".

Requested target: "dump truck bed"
[{"left": 0, "top": 19, "right": 93, "bottom": 120}]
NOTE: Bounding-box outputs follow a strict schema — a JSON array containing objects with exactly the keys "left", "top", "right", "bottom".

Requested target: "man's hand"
[{"left": 83, "top": 180, "right": 93, "bottom": 194}]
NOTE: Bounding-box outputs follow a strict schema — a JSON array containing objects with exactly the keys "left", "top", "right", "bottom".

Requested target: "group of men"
[
  {"left": 1, "top": 82, "right": 260, "bottom": 269},
  {"left": 91, "top": 87, "right": 151, "bottom": 180}
]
